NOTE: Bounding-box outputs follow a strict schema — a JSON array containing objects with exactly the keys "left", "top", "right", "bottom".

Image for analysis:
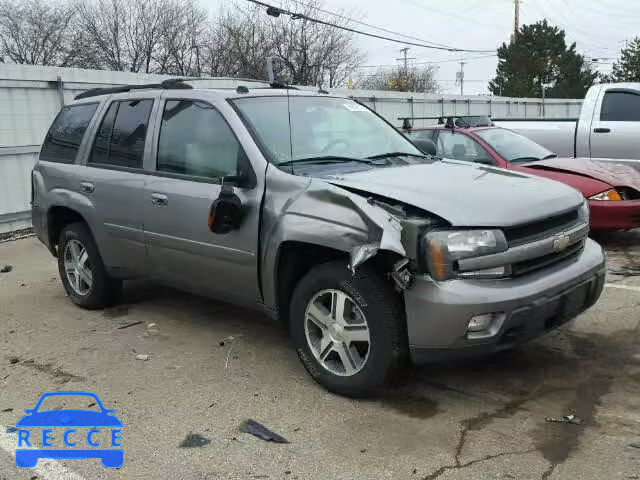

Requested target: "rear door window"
[
  {"left": 600, "top": 91, "right": 640, "bottom": 121},
  {"left": 89, "top": 99, "right": 153, "bottom": 168},
  {"left": 40, "top": 103, "right": 99, "bottom": 163},
  {"left": 408, "top": 129, "right": 437, "bottom": 141}
]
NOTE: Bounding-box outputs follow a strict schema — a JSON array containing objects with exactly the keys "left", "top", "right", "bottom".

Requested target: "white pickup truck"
[{"left": 495, "top": 83, "right": 640, "bottom": 161}]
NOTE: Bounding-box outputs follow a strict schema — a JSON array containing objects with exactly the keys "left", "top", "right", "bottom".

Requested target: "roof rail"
[
  {"left": 398, "top": 115, "right": 494, "bottom": 129},
  {"left": 269, "top": 81, "right": 299, "bottom": 90},
  {"left": 74, "top": 78, "right": 192, "bottom": 100}
]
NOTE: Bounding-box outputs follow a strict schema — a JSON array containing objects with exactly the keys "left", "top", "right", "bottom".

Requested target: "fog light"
[
  {"left": 467, "top": 313, "right": 494, "bottom": 332},
  {"left": 466, "top": 312, "right": 506, "bottom": 338}
]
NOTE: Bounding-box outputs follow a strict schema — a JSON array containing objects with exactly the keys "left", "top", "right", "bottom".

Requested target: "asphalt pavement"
[{"left": 1, "top": 233, "right": 639, "bottom": 480}]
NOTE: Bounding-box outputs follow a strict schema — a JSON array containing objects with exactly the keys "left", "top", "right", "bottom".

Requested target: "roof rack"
[
  {"left": 74, "top": 78, "right": 192, "bottom": 100},
  {"left": 269, "top": 81, "right": 299, "bottom": 90},
  {"left": 399, "top": 115, "right": 494, "bottom": 130}
]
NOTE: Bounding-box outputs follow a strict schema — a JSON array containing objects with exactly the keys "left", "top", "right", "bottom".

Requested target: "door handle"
[
  {"left": 80, "top": 182, "right": 95, "bottom": 193},
  {"left": 150, "top": 193, "right": 168, "bottom": 206},
  {"left": 593, "top": 127, "right": 611, "bottom": 133}
]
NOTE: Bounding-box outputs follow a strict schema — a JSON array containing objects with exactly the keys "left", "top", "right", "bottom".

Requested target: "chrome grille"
[
  {"left": 511, "top": 240, "right": 584, "bottom": 277},
  {"left": 504, "top": 208, "right": 581, "bottom": 247}
]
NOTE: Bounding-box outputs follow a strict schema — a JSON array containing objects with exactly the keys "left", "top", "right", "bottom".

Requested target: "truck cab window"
[{"left": 600, "top": 91, "right": 640, "bottom": 121}]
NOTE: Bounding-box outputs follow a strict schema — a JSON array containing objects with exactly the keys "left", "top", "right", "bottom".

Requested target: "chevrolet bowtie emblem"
[{"left": 552, "top": 234, "right": 571, "bottom": 252}]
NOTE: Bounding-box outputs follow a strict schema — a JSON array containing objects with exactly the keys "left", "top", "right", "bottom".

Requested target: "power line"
[
  {"left": 356, "top": 53, "right": 498, "bottom": 69},
  {"left": 285, "top": 0, "right": 454, "bottom": 49},
  {"left": 246, "top": 0, "right": 496, "bottom": 53},
  {"left": 400, "top": 0, "right": 507, "bottom": 31}
]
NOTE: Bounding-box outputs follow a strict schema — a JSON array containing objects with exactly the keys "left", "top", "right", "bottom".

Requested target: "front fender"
[{"left": 260, "top": 167, "right": 406, "bottom": 309}]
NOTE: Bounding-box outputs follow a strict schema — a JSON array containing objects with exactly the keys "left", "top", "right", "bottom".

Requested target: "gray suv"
[{"left": 31, "top": 80, "right": 606, "bottom": 395}]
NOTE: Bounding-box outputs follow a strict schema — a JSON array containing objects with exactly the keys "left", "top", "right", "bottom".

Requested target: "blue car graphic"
[{"left": 15, "top": 391, "right": 123, "bottom": 468}]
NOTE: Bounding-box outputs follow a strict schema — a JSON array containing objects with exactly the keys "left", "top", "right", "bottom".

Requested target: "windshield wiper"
[
  {"left": 510, "top": 153, "right": 558, "bottom": 163},
  {"left": 367, "top": 151, "right": 429, "bottom": 160},
  {"left": 278, "top": 155, "right": 382, "bottom": 167},
  {"left": 510, "top": 156, "right": 542, "bottom": 163}
]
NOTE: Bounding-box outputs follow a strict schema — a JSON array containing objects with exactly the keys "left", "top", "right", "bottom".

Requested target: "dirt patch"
[
  {"left": 533, "top": 373, "right": 614, "bottom": 479},
  {"left": 103, "top": 305, "right": 129, "bottom": 319},
  {"left": 21, "top": 360, "right": 85, "bottom": 384},
  {"left": 379, "top": 392, "right": 441, "bottom": 419}
]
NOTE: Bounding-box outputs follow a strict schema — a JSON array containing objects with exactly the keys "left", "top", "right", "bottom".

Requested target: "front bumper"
[
  {"left": 405, "top": 238, "right": 606, "bottom": 363},
  {"left": 589, "top": 199, "right": 640, "bottom": 230}
]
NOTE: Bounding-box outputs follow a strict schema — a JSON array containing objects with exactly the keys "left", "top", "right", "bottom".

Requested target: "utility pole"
[
  {"left": 396, "top": 47, "right": 415, "bottom": 91},
  {"left": 457, "top": 61, "right": 465, "bottom": 95},
  {"left": 514, "top": 0, "right": 520, "bottom": 37}
]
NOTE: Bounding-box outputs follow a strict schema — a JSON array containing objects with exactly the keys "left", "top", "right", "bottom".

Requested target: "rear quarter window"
[{"left": 39, "top": 103, "right": 99, "bottom": 163}]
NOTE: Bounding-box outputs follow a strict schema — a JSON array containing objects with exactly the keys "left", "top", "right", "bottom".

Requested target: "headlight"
[
  {"left": 579, "top": 200, "right": 590, "bottom": 224},
  {"left": 424, "top": 229, "right": 508, "bottom": 280},
  {"left": 589, "top": 189, "right": 622, "bottom": 201}
]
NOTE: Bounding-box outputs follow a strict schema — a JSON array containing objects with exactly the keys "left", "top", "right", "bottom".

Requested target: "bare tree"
[
  {"left": 76, "top": 0, "right": 175, "bottom": 72},
  {"left": 0, "top": 0, "right": 365, "bottom": 86},
  {"left": 200, "top": 5, "right": 273, "bottom": 79},
  {"left": 356, "top": 65, "right": 440, "bottom": 93},
  {"left": 268, "top": 0, "right": 364, "bottom": 87},
  {"left": 154, "top": 0, "right": 207, "bottom": 76},
  {"left": 0, "top": 0, "right": 77, "bottom": 65}
]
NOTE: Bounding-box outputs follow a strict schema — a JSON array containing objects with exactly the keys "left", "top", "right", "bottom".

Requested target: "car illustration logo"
[
  {"left": 14, "top": 391, "right": 123, "bottom": 468},
  {"left": 552, "top": 234, "right": 571, "bottom": 252}
]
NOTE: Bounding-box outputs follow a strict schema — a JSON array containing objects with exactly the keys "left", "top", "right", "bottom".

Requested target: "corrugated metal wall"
[{"left": 0, "top": 63, "right": 584, "bottom": 233}]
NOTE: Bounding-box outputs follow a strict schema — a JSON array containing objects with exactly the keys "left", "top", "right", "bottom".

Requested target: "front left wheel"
[
  {"left": 57, "top": 222, "right": 121, "bottom": 309},
  {"left": 290, "top": 260, "right": 408, "bottom": 396}
]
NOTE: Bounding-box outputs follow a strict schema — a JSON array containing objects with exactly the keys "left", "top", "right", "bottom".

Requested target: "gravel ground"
[{"left": 0, "top": 233, "right": 639, "bottom": 480}]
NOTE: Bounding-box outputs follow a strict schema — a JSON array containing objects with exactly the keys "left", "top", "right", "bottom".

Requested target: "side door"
[
  {"left": 433, "top": 130, "right": 495, "bottom": 165},
  {"left": 143, "top": 96, "right": 261, "bottom": 304},
  {"left": 78, "top": 94, "right": 159, "bottom": 276},
  {"left": 590, "top": 88, "right": 640, "bottom": 160}
]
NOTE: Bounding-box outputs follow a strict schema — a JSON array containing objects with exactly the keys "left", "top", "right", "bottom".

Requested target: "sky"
[{"left": 202, "top": 0, "right": 640, "bottom": 95}]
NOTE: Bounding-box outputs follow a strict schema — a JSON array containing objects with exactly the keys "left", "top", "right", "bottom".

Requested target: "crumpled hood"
[
  {"left": 324, "top": 160, "right": 584, "bottom": 227},
  {"left": 524, "top": 157, "right": 640, "bottom": 191}
]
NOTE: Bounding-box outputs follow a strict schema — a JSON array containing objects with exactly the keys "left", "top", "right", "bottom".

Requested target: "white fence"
[{"left": 0, "top": 63, "right": 584, "bottom": 233}]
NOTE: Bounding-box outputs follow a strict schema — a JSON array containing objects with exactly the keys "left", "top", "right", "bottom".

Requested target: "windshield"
[
  {"left": 474, "top": 127, "right": 556, "bottom": 163},
  {"left": 232, "top": 96, "right": 422, "bottom": 165}
]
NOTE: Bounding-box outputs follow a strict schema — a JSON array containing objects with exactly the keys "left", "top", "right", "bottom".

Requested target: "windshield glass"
[
  {"left": 474, "top": 127, "right": 555, "bottom": 163},
  {"left": 232, "top": 96, "right": 422, "bottom": 164}
]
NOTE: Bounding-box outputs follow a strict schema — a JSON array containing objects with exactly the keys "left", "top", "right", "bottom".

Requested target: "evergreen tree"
[
  {"left": 610, "top": 37, "right": 640, "bottom": 82},
  {"left": 489, "top": 20, "right": 597, "bottom": 98}
]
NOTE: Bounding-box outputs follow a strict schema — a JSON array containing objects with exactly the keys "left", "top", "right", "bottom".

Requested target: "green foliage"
[
  {"left": 610, "top": 37, "right": 640, "bottom": 82},
  {"left": 489, "top": 20, "right": 597, "bottom": 98}
]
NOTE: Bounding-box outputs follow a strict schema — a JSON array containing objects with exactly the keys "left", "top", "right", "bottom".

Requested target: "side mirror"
[
  {"left": 412, "top": 138, "right": 437, "bottom": 156},
  {"left": 208, "top": 185, "right": 244, "bottom": 234}
]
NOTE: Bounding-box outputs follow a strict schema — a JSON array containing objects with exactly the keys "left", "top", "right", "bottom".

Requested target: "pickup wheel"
[
  {"left": 290, "top": 260, "right": 407, "bottom": 396},
  {"left": 57, "top": 222, "right": 121, "bottom": 309}
]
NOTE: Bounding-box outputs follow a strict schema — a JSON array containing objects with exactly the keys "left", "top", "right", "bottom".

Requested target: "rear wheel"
[
  {"left": 57, "top": 222, "right": 121, "bottom": 309},
  {"left": 290, "top": 260, "right": 407, "bottom": 396}
]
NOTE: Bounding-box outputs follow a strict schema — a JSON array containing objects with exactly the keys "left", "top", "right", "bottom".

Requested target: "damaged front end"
[{"left": 260, "top": 166, "right": 445, "bottom": 310}]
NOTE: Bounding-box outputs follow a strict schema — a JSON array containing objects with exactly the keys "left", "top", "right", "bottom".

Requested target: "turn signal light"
[{"left": 589, "top": 189, "right": 622, "bottom": 201}]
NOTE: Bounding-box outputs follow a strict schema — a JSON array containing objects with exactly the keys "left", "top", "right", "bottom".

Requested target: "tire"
[
  {"left": 290, "top": 259, "right": 408, "bottom": 396},
  {"left": 57, "top": 222, "right": 122, "bottom": 309}
]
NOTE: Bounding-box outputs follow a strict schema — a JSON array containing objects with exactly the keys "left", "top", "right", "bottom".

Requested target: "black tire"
[
  {"left": 290, "top": 260, "right": 408, "bottom": 396},
  {"left": 57, "top": 222, "right": 122, "bottom": 309}
]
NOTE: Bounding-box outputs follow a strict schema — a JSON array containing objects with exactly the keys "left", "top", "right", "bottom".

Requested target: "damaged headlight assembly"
[{"left": 424, "top": 229, "right": 509, "bottom": 280}]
